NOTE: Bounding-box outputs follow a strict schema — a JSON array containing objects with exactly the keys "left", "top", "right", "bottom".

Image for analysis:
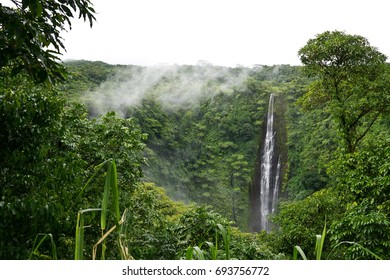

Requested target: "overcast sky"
[{"left": 61, "top": 0, "right": 390, "bottom": 67}]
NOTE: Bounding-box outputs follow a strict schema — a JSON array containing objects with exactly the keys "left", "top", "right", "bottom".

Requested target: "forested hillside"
[
  {"left": 1, "top": 8, "right": 389, "bottom": 260},
  {"left": 63, "top": 61, "right": 298, "bottom": 230}
]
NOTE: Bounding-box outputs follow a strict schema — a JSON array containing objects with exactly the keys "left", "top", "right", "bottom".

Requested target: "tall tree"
[
  {"left": 298, "top": 30, "right": 390, "bottom": 153},
  {"left": 0, "top": 0, "right": 96, "bottom": 83}
]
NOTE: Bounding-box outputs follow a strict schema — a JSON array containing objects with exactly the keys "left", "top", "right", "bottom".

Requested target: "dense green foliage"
[
  {"left": 127, "top": 76, "right": 267, "bottom": 229},
  {"left": 0, "top": 0, "right": 96, "bottom": 83},
  {"left": 0, "top": 74, "right": 145, "bottom": 259},
  {"left": 1, "top": 24, "right": 389, "bottom": 259},
  {"left": 298, "top": 30, "right": 390, "bottom": 153},
  {"left": 275, "top": 31, "right": 390, "bottom": 259},
  {"left": 328, "top": 140, "right": 390, "bottom": 259}
]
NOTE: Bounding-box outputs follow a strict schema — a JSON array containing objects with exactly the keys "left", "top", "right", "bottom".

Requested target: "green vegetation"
[
  {"left": 0, "top": 0, "right": 96, "bottom": 83},
  {"left": 1, "top": 10, "right": 389, "bottom": 261},
  {"left": 298, "top": 30, "right": 390, "bottom": 153}
]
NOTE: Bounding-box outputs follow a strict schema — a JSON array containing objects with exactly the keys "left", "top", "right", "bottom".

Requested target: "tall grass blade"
[
  {"left": 101, "top": 240, "right": 107, "bottom": 260},
  {"left": 206, "top": 241, "right": 217, "bottom": 260},
  {"left": 93, "top": 208, "right": 130, "bottom": 260},
  {"left": 293, "top": 246, "right": 308, "bottom": 260},
  {"left": 185, "top": 246, "right": 194, "bottom": 260},
  {"left": 76, "top": 159, "right": 110, "bottom": 200},
  {"left": 109, "top": 161, "right": 120, "bottom": 225},
  {"left": 29, "top": 233, "right": 57, "bottom": 260},
  {"left": 293, "top": 245, "right": 298, "bottom": 260},
  {"left": 46, "top": 234, "right": 57, "bottom": 260},
  {"left": 320, "top": 223, "right": 327, "bottom": 257},
  {"left": 331, "top": 241, "right": 383, "bottom": 260},
  {"left": 75, "top": 208, "right": 101, "bottom": 260},
  {"left": 315, "top": 223, "right": 326, "bottom": 260},
  {"left": 101, "top": 160, "right": 120, "bottom": 229},
  {"left": 75, "top": 211, "right": 84, "bottom": 260},
  {"left": 217, "top": 224, "right": 230, "bottom": 260},
  {"left": 118, "top": 209, "right": 132, "bottom": 260},
  {"left": 315, "top": 235, "right": 322, "bottom": 259},
  {"left": 101, "top": 163, "right": 111, "bottom": 231},
  {"left": 75, "top": 160, "right": 123, "bottom": 260},
  {"left": 92, "top": 224, "right": 117, "bottom": 260},
  {"left": 118, "top": 236, "right": 132, "bottom": 260},
  {"left": 193, "top": 246, "right": 205, "bottom": 260}
]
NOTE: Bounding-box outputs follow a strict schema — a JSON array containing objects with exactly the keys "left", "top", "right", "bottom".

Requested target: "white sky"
[{"left": 61, "top": 0, "right": 390, "bottom": 67}]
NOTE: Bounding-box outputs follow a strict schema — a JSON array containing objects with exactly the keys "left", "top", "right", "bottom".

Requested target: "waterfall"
[
  {"left": 272, "top": 156, "right": 281, "bottom": 213},
  {"left": 259, "top": 93, "right": 281, "bottom": 232}
]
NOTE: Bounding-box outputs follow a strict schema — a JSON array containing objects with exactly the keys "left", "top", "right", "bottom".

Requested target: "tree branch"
[{"left": 354, "top": 108, "right": 383, "bottom": 148}]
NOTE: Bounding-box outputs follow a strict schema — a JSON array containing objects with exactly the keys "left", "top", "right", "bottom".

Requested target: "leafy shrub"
[
  {"left": 230, "top": 229, "right": 285, "bottom": 260},
  {"left": 272, "top": 188, "right": 344, "bottom": 259},
  {"left": 327, "top": 140, "right": 390, "bottom": 259},
  {"left": 122, "top": 182, "right": 188, "bottom": 259}
]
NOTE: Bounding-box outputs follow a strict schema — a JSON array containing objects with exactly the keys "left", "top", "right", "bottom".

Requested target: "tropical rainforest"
[{"left": 1, "top": 1, "right": 389, "bottom": 260}]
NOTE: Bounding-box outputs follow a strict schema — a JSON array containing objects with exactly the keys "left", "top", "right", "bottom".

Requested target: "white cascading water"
[
  {"left": 272, "top": 156, "right": 281, "bottom": 213},
  {"left": 259, "top": 93, "right": 280, "bottom": 232}
]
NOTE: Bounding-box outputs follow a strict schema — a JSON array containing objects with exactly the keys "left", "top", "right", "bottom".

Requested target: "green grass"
[
  {"left": 330, "top": 241, "right": 383, "bottom": 260},
  {"left": 29, "top": 233, "right": 57, "bottom": 260},
  {"left": 74, "top": 159, "right": 131, "bottom": 260},
  {"left": 292, "top": 222, "right": 383, "bottom": 260},
  {"left": 185, "top": 223, "right": 231, "bottom": 260},
  {"left": 293, "top": 222, "right": 326, "bottom": 260}
]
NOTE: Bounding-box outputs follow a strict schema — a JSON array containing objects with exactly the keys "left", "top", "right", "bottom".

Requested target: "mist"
[{"left": 82, "top": 63, "right": 251, "bottom": 116}]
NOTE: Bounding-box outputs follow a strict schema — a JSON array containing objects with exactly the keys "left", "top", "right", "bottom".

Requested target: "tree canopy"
[
  {"left": 0, "top": 0, "right": 96, "bottom": 83},
  {"left": 298, "top": 30, "right": 390, "bottom": 153}
]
